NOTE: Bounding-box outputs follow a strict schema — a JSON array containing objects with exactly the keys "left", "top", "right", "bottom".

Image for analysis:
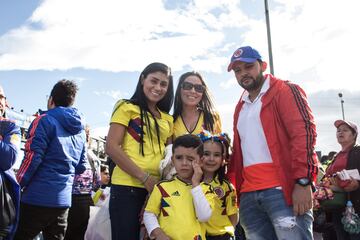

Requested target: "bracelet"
[{"left": 141, "top": 172, "right": 150, "bottom": 184}]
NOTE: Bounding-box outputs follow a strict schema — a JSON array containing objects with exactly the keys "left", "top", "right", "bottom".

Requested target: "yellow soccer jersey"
[
  {"left": 173, "top": 112, "right": 222, "bottom": 139},
  {"left": 110, "top": 100, "right": 173, "bottom": 188},
  {"left": 204, "top": 177, "right": 238, "bottom": 236},
  {"left": 145, "top": 177, "right": 215, "bottom": 240}
]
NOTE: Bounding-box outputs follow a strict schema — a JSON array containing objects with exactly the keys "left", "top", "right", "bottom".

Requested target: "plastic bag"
[
  {"left": 92, "top": 187, "right": 110, "bottom": 207},
  {"left": 159, "top": 144, "right": 176, "bottom": 180},
  {"left": 342, "top": 200, "right": 360, "bottom": 234},
  {"left": 84, "top": 194, "right": 111, "bottom": 240}
]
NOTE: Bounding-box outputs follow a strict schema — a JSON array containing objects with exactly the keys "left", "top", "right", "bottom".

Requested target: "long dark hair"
[
  {"left": 198, "top": 132, "right": 231, "bottom": 184},
  {"left": 127, "top": 62, "right": 174, "bottom": 155},
  {"left": 173, "top": 71, "right": 217, "bottom": 132}
]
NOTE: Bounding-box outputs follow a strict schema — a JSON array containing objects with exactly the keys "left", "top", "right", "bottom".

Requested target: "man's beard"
[{"left": 240, "top": 72, "right": 264, "bottom": 92}]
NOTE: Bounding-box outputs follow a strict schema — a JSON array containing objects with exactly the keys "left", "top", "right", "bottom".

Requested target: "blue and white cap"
[{"left": 227, "top": 46, "right": 262, "bottom": 72}]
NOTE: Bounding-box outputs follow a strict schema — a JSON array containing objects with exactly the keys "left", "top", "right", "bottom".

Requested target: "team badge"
[
  {"left": 233, "top": 49, "right": 243, "bottom": 58},
  {"left": 214, "top": 186, "right": 225, "bottom": 198}
]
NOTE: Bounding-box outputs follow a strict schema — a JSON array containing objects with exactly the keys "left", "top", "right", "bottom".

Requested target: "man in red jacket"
[{"left": 227, "top": 46, "right": 318, "bottom": 240}]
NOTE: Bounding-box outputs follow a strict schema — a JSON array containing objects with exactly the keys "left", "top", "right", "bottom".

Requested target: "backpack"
[{"left": 0, "top": 172, "right": 16, "bottom": 237}]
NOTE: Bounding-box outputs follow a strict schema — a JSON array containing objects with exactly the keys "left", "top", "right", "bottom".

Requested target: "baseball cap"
[
  {"left": 334, "top": 119, "right": 358, "bottom": 135},
  {"left": 227, "top": 46, "right": 262, "bottom": 72}
]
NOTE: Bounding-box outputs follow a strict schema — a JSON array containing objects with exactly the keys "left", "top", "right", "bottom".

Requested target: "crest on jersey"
[{"left": 214, "top": 186, "right": 225, "bottom": 198}]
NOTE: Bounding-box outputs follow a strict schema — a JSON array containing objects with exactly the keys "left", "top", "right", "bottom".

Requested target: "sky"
[{"left": 0, "top": 0, "right": 359, "bottom": 156}]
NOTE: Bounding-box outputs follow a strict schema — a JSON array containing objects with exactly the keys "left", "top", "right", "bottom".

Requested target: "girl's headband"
[{"left": 197, "top": 130, "right": 229, "bottom": 145}]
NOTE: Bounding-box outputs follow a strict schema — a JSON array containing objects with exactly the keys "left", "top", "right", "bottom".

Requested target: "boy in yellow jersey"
[{"left": 144, "top": 134, "right": 215, "bottom": 240}]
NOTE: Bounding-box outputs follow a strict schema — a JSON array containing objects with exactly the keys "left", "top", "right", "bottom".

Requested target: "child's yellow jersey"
[
  {"left": 145, "top": 177, "right": 215, "bottom": 240},
  {"left": 204, "top": 177, "right": 238, "bottom": 236},
  {"left": 110, "top": 100, "right": 173, "bottom": 188}
]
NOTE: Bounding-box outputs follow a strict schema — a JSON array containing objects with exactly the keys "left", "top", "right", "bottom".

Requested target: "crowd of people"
[{"left": 0, "top": 45, "right": 359, "bottom": 240}]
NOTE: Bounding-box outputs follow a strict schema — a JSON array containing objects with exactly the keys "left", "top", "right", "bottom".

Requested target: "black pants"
[
  {"left": 64, "top": 194, "right": 93, "bottom": 240},
  {"left": 206, "top": 233, "right": 234, "bottom": 240},
  {"left": 14, "top": 203, "right": 69, "bottom": 240}
]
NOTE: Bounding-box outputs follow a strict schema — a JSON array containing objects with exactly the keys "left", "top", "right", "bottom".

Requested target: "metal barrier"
[{"left": 20, "top": 127, "right": 107, "bottom": 163}]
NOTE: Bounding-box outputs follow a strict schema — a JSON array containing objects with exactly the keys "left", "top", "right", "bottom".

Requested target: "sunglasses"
[{"left": 181, "top": 82, "right": 205, "bottom": 93}]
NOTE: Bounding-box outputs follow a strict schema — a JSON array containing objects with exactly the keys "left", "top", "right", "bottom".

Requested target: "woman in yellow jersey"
[
  {"left": 173, "top": 71, "right": 221, "bottom": 139},
  {"left": 198, "top": 131, "right": 239, "bottom": 240},
  {"left": 105, "top": 62, "right": 174, "bottom": 240}
]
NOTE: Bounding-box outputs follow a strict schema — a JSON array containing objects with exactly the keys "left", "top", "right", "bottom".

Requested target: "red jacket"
[{"left": 227, "top": 74, "right": 319, "bottom": 205}]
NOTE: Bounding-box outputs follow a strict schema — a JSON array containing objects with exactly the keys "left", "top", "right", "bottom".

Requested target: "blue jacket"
[
  {"left": 0, "top": 117, "right": 21, "bottom": 240},
  {"left": 16, "top": 107, "right": 86, "bottom": 208}
]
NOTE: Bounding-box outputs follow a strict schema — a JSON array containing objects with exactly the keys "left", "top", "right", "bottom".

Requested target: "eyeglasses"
[{"left": 181, "top": 82, "right": 205, "bottom": 93}]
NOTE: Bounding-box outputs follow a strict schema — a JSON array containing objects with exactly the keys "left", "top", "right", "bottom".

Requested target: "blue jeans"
[
  {"left": 239, "top": 188, "right": 313, "bottom": 240},
  {"left": 109, "top": 185, "right": 147, "bottom": 240}
]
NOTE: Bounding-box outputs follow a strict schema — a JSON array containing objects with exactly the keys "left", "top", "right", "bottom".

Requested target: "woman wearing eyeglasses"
[{"left": 173, "top": 71, "right": 221, "bottom": 139}]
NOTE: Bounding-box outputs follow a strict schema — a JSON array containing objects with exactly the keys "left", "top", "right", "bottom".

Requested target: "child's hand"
[
  {"left": 151, "top": 228, "right": 171, "bottom": 240},
  {"left": 192, "top": 158, "right": 203, "bottom": 187}
]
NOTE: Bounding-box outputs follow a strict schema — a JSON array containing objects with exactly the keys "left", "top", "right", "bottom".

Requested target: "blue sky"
[{"left": 1, "top": 0, "right": 359, "bottom": 155}]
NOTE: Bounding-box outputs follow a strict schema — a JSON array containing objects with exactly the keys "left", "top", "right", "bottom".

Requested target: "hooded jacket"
[
  {"left": 227, "top": 74, "right": 319, "bottom": 206},
  {"left": 0, "top": 117, "right": 21, "bottom": 240},
  {"left": 16, "top": 107, "right": 86, "bottom": 208}
]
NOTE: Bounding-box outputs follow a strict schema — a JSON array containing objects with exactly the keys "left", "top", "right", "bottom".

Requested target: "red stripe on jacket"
[{"left": 17, "top": 114, "right": 45, "bottom": 183}]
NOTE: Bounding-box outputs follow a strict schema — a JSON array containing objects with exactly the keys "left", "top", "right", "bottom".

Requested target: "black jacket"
[{"left": 346, "top": 144, "right": 360, "bottom": 212}]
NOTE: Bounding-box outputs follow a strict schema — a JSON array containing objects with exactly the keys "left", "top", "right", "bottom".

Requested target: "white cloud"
[
  {"left": 0, "top": 0, "right": 242, "bottom": 72},
  {"left": 254, "top": 0, "right": 360, "bottom": 91},
  {"left": 0, "top": 0, "right": 359, "bottom": 93},
  {"left": 94, "top": 90, "right": 126, "bottom": 100},
  {"left": 219, "top": 78, "right": 237, "bottom": 89}
]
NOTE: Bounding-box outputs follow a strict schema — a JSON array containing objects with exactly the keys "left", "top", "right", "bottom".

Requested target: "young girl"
[
  {"left": 105, "top": 62, "right": 174, "bottom": 240},
  {"left": 198, "top": 131, "right": 239, "bottom": 240}
]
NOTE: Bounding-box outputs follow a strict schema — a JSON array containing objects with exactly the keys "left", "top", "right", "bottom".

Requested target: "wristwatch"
[{"left": 296, "top": 178, "right": 311, "bottom": 186}]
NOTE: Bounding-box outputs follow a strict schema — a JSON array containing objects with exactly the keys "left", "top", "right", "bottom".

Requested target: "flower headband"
[{"left": 197, "top": 130, "right": 230, "bottom": 145}]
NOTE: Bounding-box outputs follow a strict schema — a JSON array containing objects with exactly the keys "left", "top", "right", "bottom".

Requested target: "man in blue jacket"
[
  {"left": 0, "top": 85, "right": 21, "bottom": 240},
  {"left": 14, "top": 80, "right": 87, "bottom": 240}
]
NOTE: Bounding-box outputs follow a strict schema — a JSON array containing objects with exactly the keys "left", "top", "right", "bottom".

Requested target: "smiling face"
[
  {"left": 336, "top": 124, "right": 356, "bottom": 147},
  {"left": 180, "top": 75, "right": 204, "bottom": 108},
  {"left": 172, "top": 146, "right": 200, "bottom": 182},
  {"left": 202, "top": 141, "right": 224, "bottom": 175},
  {"left": 142, "top": 71, "right": 169, "bottom": 107}
]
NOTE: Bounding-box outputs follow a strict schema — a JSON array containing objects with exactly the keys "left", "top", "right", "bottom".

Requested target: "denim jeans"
[
  {"left": 109, "top": 184, "right": 147, "bottom": 240},
  {"left": 239, "top": 188, "right": 313, "bottom": 240}
]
